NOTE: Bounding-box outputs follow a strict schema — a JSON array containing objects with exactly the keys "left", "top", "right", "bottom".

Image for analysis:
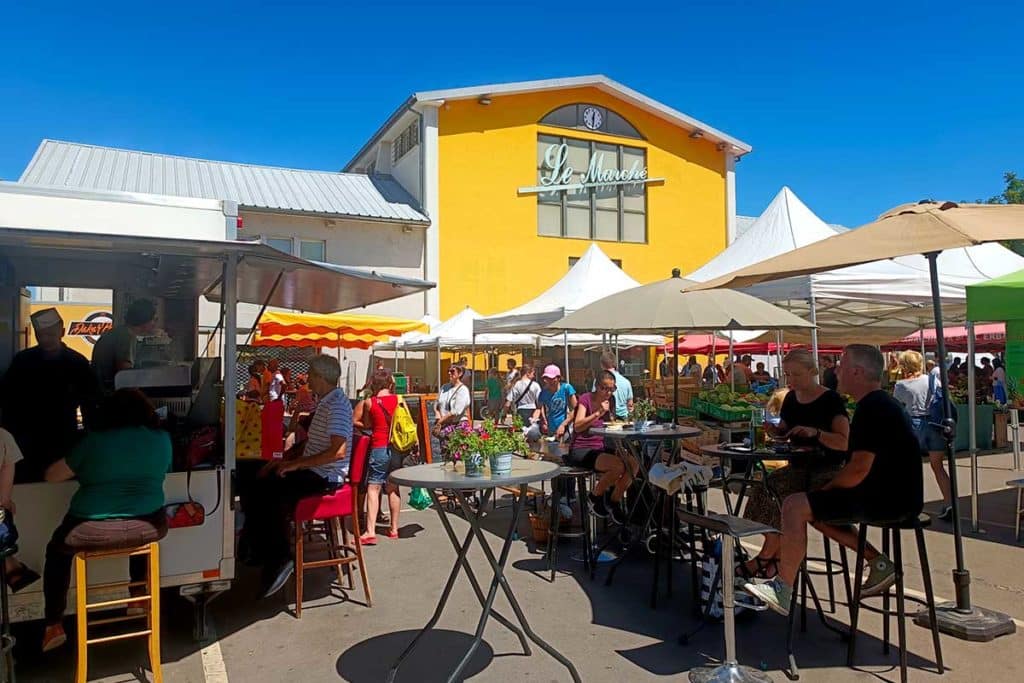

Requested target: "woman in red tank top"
[{"left": 353, "top": 369, "right": 402, "bottom": 544}]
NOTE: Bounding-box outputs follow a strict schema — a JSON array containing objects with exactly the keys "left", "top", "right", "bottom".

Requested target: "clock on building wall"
[{"left": 582, "top": 106, "right": 603, "bottom": 131}]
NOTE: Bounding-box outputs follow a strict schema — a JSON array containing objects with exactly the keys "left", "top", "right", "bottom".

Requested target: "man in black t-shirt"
[{"left": 744, "top": 345, "right": 923, "bottom": 616}]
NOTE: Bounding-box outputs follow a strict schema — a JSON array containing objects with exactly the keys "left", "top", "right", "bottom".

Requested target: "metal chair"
[{"left": 545, "top": 467, "right": 594, "bottom": 581}]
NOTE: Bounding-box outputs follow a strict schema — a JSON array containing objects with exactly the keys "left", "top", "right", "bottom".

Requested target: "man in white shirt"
[
  {"left": 598, "top": 351, "right": 633, "bottom": 420},
  {"left": 504, "top": 363, "right": 540, "bottom": 424}
]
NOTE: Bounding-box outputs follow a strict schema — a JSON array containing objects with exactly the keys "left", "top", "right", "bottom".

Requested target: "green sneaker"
[
  {"left": 860, "top": 555, "right": 896, "bottom": 597},
  {"left": 741, "top": 577, "right": 792, "bottom": 616}
]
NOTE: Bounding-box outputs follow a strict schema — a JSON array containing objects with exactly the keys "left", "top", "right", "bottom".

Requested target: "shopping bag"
[{"left": 408, "top": 487, "right": 432, "bottom": 511}]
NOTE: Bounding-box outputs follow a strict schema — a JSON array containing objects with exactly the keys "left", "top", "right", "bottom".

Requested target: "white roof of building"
[
  {"left": 345, "top": 75, "right": 751, "bottom": 171},
  {"left": 20, "top": 140, "right": 429, "bottom": 224}
]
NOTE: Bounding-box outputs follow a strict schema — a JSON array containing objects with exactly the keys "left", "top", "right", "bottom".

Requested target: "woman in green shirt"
[
  {"left": 40, "top": 389, "right": 171, "bottom": 652},
  {"left": 485, "top": 368, "right": 504, "bottom": 418}
]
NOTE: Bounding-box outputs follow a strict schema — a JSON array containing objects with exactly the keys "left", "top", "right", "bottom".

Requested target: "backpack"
[{"left": 378, "top": 396, "right": 419, "bottom": 454}]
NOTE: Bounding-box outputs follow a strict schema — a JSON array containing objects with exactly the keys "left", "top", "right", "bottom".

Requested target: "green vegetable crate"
[{"left": 692, "top": 397, "right": 755, "bottom": 423}]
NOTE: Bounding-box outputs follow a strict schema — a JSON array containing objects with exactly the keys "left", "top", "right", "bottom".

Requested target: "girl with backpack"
[{"left": 353, "top": 369, "right": 403, "bottom": 544}]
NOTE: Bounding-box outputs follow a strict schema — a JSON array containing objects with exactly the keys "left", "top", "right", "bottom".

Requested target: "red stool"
[{"left": 293, "top": 434, "right": 372, "bottom": 618}]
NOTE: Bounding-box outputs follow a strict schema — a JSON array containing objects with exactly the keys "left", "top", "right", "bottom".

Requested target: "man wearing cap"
[
  {"left": 535, "top": 364, "right": 578, "bottom": 441},
  {"left": 0, "top": 308, "right": 100, "bottom": 482},
  {"left": 91, "top": 299, "right": 158, "bottom": 393}
]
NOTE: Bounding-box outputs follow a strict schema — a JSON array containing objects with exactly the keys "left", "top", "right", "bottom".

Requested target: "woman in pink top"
[
  {"left": 353, "top": 369, "right": 401, "bottom": 544},
  {"left": 568, "top": 370, "right": 639, "bottom": 525}
]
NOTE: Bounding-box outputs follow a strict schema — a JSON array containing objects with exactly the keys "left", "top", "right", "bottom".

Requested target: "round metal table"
[{"left": 387, "top": 459, "right": 580, "bottom": 683}]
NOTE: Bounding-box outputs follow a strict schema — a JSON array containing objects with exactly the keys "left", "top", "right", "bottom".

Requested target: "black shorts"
[
  {"left": 564, "top": 447, "right": 602, "bottom": 470},
  {"left": 807, "top": 488, "right": 918, "bottom": 525}
]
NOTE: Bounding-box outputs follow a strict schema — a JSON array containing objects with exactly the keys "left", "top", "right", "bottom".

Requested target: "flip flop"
[
  {"left": 7, "top": 564, "right": 41, "bottom": 593},
  {"left": 359, "top": 535, "right": 377, "bottom": 546}
]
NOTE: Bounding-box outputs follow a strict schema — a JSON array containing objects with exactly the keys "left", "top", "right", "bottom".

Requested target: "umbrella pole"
[
  {"left": 776, "top": 330, "right": 783, "bottom": 380},
  {"left": 728, "top": 331, "right": 735, "bottom": 392},
  {"left": 921, "top": 252, "right": 1015, "bottom": 640},
  {"left": 673, "top": 329, "right": 679, "bottom": 421},
  {"left": 967, "top": 322, "right": 979, "bottom": 532},
  {"left": 920, "top": 327, "right": 926, "bottom": 357},
  {"left": 809, "top": 293, "right": 820, "bottom": 383}
]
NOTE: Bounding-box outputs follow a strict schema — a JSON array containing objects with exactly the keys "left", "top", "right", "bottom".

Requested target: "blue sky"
[{"left": 1, "top": 1, "right": 1021, "bottom": 226}]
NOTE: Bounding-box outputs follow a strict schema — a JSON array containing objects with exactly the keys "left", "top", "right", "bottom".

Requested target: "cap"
[
  {"left": 30, "top": 307, "right": 62, "bottom": 333},
  {"left": 542, "top": 364, "right": 561, "bottom": 379}
]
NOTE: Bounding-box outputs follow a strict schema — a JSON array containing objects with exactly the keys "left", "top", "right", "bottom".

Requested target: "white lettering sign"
[{"left": 520, "top": 143, "right": 662, "bottom": 195}]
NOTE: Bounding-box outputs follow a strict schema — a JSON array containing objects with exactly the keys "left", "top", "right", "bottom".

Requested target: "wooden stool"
[
  {"left": 74, "top": 542, "right": 161, "bottom": 683},
  {"left": 546, "top": 467, "right": 594, "bottom": 582}
]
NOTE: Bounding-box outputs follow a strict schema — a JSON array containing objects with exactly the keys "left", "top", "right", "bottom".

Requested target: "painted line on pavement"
[
  {"left": 201, "top": 619, "right": 229, "bottom": 683},
  {"left": 739, "top": 540, "right": 1024, "bottom": 628}
]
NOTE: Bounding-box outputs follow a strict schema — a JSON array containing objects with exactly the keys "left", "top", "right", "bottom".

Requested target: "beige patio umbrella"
[
  {"left": 550, "top": 269, "right": 814, "bottom": 416},
  {"left": 691, "top": 200, "right": 1024, "bottom": 641},
  {"left": 694, "top": 200, "right": 1024, "bottom": 292}
]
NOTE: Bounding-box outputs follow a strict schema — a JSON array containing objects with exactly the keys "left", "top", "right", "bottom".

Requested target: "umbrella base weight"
[
  {"left": 689, "top": 662, "right": 773, "bottom": 683},
  {"left": 914, "top": 603, "right": 1016, "bottom": 642}
]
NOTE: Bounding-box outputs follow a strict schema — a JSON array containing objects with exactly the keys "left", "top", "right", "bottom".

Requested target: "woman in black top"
[{"left": 740, "top": 349, "right": 850, "bottom": 578}]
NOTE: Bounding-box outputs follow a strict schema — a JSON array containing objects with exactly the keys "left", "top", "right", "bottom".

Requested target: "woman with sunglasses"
[
  {"left": 568, "top": 370, "right": 639, "bottom": 525},
  {"left": 433, "top": 365, "right": 471, "bottom": 437}
]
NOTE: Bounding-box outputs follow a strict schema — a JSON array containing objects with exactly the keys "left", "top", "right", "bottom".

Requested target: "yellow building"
[{"left": 346, "top": 75, "right": 752, "bottom": 319}]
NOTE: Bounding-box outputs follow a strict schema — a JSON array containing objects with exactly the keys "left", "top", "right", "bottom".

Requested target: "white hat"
[{"left": 30, "top": 307, "right": 62, "bottom": 333}]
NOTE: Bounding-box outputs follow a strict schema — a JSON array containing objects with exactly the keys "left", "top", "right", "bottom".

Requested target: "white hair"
[{"left": 307, "top": 354, "right": 341, "bottom": 386}]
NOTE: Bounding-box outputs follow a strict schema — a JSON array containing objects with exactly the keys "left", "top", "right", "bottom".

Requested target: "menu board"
[{"left": 401, "top": 394, "right": 439, "bottom": 463}]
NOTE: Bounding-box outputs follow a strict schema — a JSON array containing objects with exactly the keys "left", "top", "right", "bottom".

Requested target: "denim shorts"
[
  {"left": 911, "top": 417, "right": 946, "bottom": 453},
  {"left": 367, "top": 446, "right": 402, "bottom": 485}
]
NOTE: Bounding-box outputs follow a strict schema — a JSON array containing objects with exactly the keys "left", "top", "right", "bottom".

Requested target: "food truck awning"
[{"left": 0, "top": 227, "right": 434, "bottom": 313}]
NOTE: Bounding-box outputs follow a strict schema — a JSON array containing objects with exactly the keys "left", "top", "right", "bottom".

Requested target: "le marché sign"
[{"left": 519, "top": 142, "right": 664, "bottom": 195}]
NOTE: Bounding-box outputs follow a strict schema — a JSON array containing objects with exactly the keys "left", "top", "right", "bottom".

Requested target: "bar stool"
[
  {"left": 546, "top": 467, "right": 594, "bottom": 581},
  {"left": 847, "top": 513, "right": 943, "bottom": 683},
  {"left": 74, "top": 542, "right": 162, "bottom": 683}
]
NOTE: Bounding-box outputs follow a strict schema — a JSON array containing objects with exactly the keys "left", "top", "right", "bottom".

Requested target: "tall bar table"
[{"left": 387, "top": 459, "right": 580, "bottom": 683}]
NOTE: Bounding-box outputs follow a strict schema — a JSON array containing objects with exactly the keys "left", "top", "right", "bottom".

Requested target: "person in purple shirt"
[{"left": 567, "top": 370, "right": 639, "bottom": 525}]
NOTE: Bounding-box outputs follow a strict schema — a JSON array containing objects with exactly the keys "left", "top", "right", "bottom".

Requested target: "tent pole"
[
  {"left": 920, "top": 327, "right": 926, "bottom": 357},
  {"left": 968, "top": 322, "right": 979, "bottom": 532},
  {"left": 711, "top": 335, "right": 717, "bottom": 386},
  {"left": 776, "top": 330, "right": 784, "bottom": 380},
  {"left": 563, "top": 331, "right": 569, "bottom": 385},
  {"left": 809, "top": 293, "right": 820, "bottom": 383},
  {"left": 923, "top": 251, "right": 1014, "bottom": 639},
  {"left": 436, "top": 339, "right": 441, "bottom": 393},
  {"left": 471, "top": 334, "right": 477, "bottom": 421}
]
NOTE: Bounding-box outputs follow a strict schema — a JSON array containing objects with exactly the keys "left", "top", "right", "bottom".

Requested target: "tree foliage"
[{"left": 979, "top": 172, "right": 1024, "bottom": 257}]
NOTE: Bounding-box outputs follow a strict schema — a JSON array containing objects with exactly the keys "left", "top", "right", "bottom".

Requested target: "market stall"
[{"left": 0, "top": 183, "right": 433, "bottom": 633}]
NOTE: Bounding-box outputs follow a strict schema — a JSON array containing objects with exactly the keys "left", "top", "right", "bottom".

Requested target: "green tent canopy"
[{"left": 966, "top": 267, "right": 1024, "bottom": 321}]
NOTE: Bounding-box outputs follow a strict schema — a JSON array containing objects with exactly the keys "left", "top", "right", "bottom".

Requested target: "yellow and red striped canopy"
[{"left": 254, "top": 311, "right": 429, "bottom": 350}]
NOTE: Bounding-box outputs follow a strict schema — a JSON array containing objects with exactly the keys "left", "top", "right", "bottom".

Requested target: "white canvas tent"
[
  {"left": 474, "top": 243, "right": 655, "bottom": 336},
  {"left": 685, "top": 187, "right": 1024, "bottom": 345}
]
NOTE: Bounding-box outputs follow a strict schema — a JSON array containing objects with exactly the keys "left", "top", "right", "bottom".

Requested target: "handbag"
[
  {"left": 0, "top": 507, "right": 18, "bottom": 552},
  {"left": 165, "top": 469, "right": 222, "bottom": 529},
  {"left": 927, "top": 373, "right": 958, "bottom": 429}
]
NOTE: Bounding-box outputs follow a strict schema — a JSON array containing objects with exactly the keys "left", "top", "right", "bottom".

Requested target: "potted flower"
[
  {"left": 479, "top": 418, "right": 529, "bottom": 477},
  {"left": 629, "top": 398, "right": 656, "bottom": 427},
  {"left": 442, "top": 421, "right": 486, "bottom": 476}
]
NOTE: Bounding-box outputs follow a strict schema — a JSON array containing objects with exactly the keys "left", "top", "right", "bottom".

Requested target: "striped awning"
[{"left": 254, "top": 311, "right": 429, "bottom": 350}]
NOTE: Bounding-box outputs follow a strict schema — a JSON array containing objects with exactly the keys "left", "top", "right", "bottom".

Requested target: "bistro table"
[
  {"left": 589, "top": 424, "right": 701, "bottom": 601},
  {"left": 387, "top": 459, "right": 581, "bottom": 683}
]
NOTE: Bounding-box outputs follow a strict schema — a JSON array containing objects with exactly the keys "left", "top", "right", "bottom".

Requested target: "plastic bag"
[{"left": 408, "top": 487, "right": 432, "bottom": 511}]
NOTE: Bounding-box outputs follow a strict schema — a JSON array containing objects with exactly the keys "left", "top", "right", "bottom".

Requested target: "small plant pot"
[
  {"left": 489, "top": 451, "right": 514, "bottom": 476},
  {"left": 464, "top": 452, "right": 484, "bottom": 477}
]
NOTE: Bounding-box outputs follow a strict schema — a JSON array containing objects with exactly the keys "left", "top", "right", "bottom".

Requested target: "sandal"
[
  {"left": 386, "top": 530, "right": 399, "bottom": 539},
  {"left": 6, "top": 563, "right": 41, "bottom": 593},
  {"left": 359, "top": 534, "right": 377, "bottom": 546},
  {"left": 736, "top": 557, "right": 778, "bottom": 580}
]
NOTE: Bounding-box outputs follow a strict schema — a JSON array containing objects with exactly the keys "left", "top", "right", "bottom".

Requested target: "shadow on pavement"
[{"left": 336, "top": 629, "right": 494, "bottom": 682}]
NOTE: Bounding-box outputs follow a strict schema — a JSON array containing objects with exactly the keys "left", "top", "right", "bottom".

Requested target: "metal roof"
[
  {"left": 345, "top": 74, "right": 751, "bottom": 171},
  {"left": 20, "top": 140, "right": 429, "bottom": 224}
]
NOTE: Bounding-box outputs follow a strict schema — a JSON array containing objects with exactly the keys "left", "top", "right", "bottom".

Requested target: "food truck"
[{"left": 0, "top": 183, "right": 431, "bottom": 637}]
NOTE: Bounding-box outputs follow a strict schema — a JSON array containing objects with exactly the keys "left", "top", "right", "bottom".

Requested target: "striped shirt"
[{"left": 304, "top": 388, "right": 352, "bottom": 484}]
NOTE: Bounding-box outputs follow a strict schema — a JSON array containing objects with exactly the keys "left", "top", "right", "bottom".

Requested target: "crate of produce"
[
  {"left": 692, "top": 398, "right": 756, "bottom": 423},
  {"left": 393, "top": 372, "right": 408, "bottom": 395},
  {"left": 657, "top": 406, "right": 698, "bottom": 421},
  {"left": 677, "top": 418, "right": 721, "bottom": 465},
  {"left": 645, "top": 377, "right": 700, "bottom": 410}
]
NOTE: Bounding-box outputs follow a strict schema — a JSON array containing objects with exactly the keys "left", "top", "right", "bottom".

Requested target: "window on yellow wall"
[{"left": 535, "top": 134, "right": 647, "bottom": 243}]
